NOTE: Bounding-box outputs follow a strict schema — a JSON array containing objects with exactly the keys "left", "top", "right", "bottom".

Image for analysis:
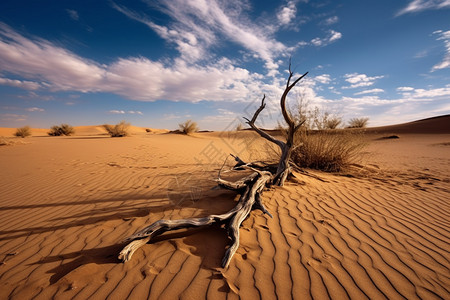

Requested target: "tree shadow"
[
  {"left": 32, "top": 224, "right": 231, "bottom": 285},
  {"left": 0, "top": 193, "right": 173, "bottom": 241}
]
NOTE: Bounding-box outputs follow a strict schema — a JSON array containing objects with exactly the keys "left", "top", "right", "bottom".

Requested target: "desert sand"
[{"left": 0, "top": 117, "right": 449, "bottom": 299}]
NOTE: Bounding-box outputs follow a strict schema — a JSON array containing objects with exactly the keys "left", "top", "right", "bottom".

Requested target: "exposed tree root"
[
  {"left": 119, "top": 162, "right": 272, "bottom": 268},
  {"left": 118, "top": 62, "right": 308, "bottom": 268}
]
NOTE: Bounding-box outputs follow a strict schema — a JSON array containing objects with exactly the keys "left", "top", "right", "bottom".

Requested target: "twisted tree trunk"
[{"left": 118, "top": 64, "right": 308, "bottom": 268}]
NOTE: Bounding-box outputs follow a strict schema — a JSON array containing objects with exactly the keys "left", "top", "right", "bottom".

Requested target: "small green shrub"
[
  {"left": 178, "top": 120, "right": 198, "bottom": 135},
  {"left": 15, "top": 126, "right": 31, "bottom": 138},
  {"left": 48, "top": 124, "right": 75, "bottom": 136},
  {"left": 347, "top": 117, "right": 369, "bottom": 128},
  {"left": 103, "top": 121, "right": 130, "bottom": 137}
]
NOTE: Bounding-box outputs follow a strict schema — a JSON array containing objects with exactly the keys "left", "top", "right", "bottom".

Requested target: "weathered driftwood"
[{"left": 118, "top": 63, "right": 308, "bottom": 268}]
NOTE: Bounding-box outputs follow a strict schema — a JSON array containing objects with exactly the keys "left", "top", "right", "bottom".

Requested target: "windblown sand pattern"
[{"left": 0, "top": 124, "right": 449, "bottom": 299}]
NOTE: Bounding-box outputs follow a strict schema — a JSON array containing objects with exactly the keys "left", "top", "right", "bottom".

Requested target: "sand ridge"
[{"left": 0, "top": 118, "right": 449, "bottom": 299}]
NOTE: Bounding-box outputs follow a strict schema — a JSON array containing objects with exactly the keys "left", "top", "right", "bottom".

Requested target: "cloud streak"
[
  {"left": 114, "top": 0, "right": 287, "bottom": 72},
  {"left": 397, "top": 0, "right": 450, "bottom": 16},
  {"left": 431, "top": 30, "right": 450, "bottom": 71},
  {"left": 0, "top": 23, "right": 278, "bottom": 102}
]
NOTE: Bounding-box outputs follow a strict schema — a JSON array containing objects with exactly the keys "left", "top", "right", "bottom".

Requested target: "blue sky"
[{"left": 0, "top": 0, "right": 449, "bottom": 130}]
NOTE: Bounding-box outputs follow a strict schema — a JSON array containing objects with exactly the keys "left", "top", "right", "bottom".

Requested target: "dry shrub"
[
  {"left": 274, "top": 100, "right": 366, "bottom": 172},
  {"left": 325, "top": 117, "right": 342, "bottom": 129},
  {"left": 103, "top": 121, "right": 130, "bottom": 137},
  {"left": 48, "top": 124, "right": 75, "bottom": 136},
  {"left": 347, "top": 117, "right": 369, "bottom": 128},
  {"left": 15, "top": 126, "right": 31, "bottom": 138},
  {"left": 179, "top": 120, "right": 198, "bottom": 135},
  {"left": 291, "top": 129, "right": 366, "bottom": 172}
]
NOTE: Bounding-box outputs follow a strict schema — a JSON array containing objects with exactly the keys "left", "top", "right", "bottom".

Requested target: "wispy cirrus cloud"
[
  {"left": 322, "top": 16, "right": 339, "bottom": 25},
  {"left": 431, "top": 30, "right": 450, "bottom": 72},
  {"left": 0, "top": 77, "right": 41, "bottom": 90},
  {"left": 0, "top": 113, "right": 27, "bottom": 122},
  {"left": 397, "top": 0, "right": 450, "bottom": 16},
  {"left": 113, "top": 0, "right": 287, "bottom": 73},
  {"left": 66, "top": 9, "right": 79, "bottom": 21}
]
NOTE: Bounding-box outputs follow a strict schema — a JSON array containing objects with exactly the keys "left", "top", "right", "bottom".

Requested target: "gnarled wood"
[{"left": 118, "top": 64, "right": 308, "bottom": 268}]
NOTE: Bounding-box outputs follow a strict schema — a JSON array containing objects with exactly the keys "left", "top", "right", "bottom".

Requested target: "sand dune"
[{"left": 0, "top": 118, "right": 449, "bottom": 299}]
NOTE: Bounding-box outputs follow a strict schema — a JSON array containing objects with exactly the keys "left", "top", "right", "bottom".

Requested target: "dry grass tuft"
[
  {"left": 291, "top": 129, "right": 366, "bottom": 172},
  {"left": 272, "top": 100, "right": 367, "bottom": 172},
  {"left": 14, "top": 126, "right": 31, "bottom": 138},
  {"left": 48, "top": 124, "right": 75, "bottom": 136},
  {"left": 103, "top": 121, "right": 130, "bottom": 137},
  {"left": 179, "top": 120, "right": 198, "bottom": 135},
  {"left": 347, "top": 117, "right": 369, "bottom": 128}
]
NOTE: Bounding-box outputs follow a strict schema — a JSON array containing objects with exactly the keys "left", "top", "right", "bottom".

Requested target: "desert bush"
[
  {"left": 14, "top": 126, "right": 31, "bottom": 138},
  {"left": 178, "top": 120, "right": 198, "bottom": 135},
  {"left": 325, "top": 117, "right": 342, "bottom": 129},
  {"left": 145, "top": 128, "right": 152, "bottom": 133},
  {"left": 235, "top": 122, "right": 244, "bottom": 131},
  {"left": 291, "top": 129, "right": 366, "bottom": 172},
  {"left": 103, "top": 121, "right": 130, "bottom": 137},
  {"left": 48, "top": 124, "right": 75, "bottom": 136},
  {"left": 274, "top": 102, "right": 365, "bottom": 172},
  {"left": 347, "top": 117, "right": 369, "bottom": 128}
]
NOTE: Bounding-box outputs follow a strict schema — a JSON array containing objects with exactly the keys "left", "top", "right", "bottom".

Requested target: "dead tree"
[{"left": 118, "top": 64, "right": 308, "bottom": 268}]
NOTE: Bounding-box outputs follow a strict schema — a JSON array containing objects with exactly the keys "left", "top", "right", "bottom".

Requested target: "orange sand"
[{"left": 0, "top": 118, "right": 449, "bottom": 299}]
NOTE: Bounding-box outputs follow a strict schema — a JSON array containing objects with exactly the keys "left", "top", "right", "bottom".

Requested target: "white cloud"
[
  {"left": 398, "top": 84, "right": 450, "bottom": 98},
  {"left": 127, "top": 110, "right": 143, "bottom": 115},
  {"left": 310, "top": 30, "right": 342, "bottom": 47},
  {"left": 397, "top": 86, "right": 415, "bottom": 92},
  {"left": 0, "top": 77, "right": 41, "bottom": 90},
  {"left": 109, "top": 110, "right": 143, "bottom": 115},
  {"left": 354, "top": 88, "right": 384, "bottom": 95},
  {"left": 277, "top": 1, "right": 297, "bottom": 25},
  {"left": 397, "top": 0, "right": 450, "bottom": 16},
  {"left": 26, "top": 107, "right": 45, "bottom": 112},
  {"left": 431, "top": 30, "right": 450, "bottom": 71},
  {"left": 323, "top": 16, "right": 339, "bottom": 25},
  {"left": 109, "top": 110, "right": 126, "bottom": 114},
  {"left": 342, "top": 73, "right": 384, "bottom": 89},
  {"left": 0, "top": 24, "right": 280, "bottom": 103},
  {"left": 314, "top": 74, "right": 331, "bottom": 84},
  {"left": 113, "top": 1, "right": 286, "bottom": 73}
]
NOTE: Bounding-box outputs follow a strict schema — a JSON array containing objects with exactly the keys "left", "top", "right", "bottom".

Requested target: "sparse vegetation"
[
  {"left": 48, "top": 124, "right": 75, "bottom": 136},
  {"left": 103, "top": 121, "right": 130, "bottom": 137},
  {"left": 347, "top": 117, "right": 369, "bottom": 128},
  {"left": 274, "top": 102, "right": 366, "bottom": 172},
  {"left": 14, "top": 126, "right": 31, "bottom": 138},
  {"left": 291, "top": 130, "right": 366, "bottom": 172},
  {"left": 145, "top": 128, "right": 152, "bottom": 133},
  {"left": 235, "top": 122, "right": 244, "bottom": 131},
  {"left": 325, "top": 117, "right": 342, "bottom": 129},
  {"left": 178, "top": 120, "right": 198, "bottom": 135}
]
